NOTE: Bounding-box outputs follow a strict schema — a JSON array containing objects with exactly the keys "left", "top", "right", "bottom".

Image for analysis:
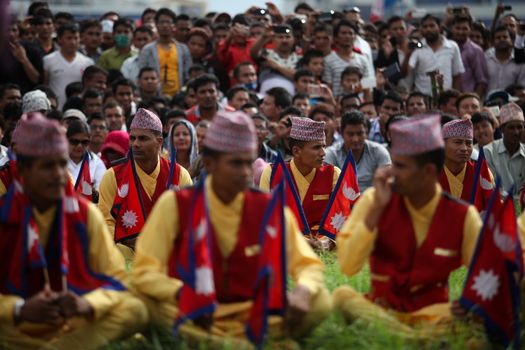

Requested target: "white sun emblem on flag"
[
  {"left": 330, "top": 212, "right": 347, "bottom": 232},
  {"left": 81, "top": 180, "right": 92, "bottom": 195},
  {"left": 27, "top": 225, "right": 39, "bottom": 251},
  {"left": 471, "top": 269, "right": 500, "bottom": 301},
  {"left": 195, "top": 267, "right": 215, "bottom": 295},
  {"left": 121, "top": 210, "right": 138, "bottom": 228}
]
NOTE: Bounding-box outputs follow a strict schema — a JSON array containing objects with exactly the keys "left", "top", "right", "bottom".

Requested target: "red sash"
[
  {"left": 370, "top": 192, "right": 468, "bottom": 312},
  {"left": 111, "top": 155, "right": 181, "bottom": 242},
  {"left": 0, "top": 182, "right": 125, "bottom": 298}
]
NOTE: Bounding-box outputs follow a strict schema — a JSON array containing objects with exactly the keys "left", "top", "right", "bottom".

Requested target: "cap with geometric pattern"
[
  {"left": 442, "top": 118, "right": 473, "bottom": 139},
  {"left": 289, "top": 116, "right": 325, "bottom": 142},
  {"left": 130, "top": 108, "right": 163, "bottom": 133},
  {"left": 14, "top": 112, "right": 68, "bottom": 157},
  {"left": 499, "top": 102, "right": 524, "bottom": 126},
  {"left": 203, "top": 111, "right": 257, "bottom": 153},
  {"left": 390, "top": 114, "right": 444, "bottom": 156},
  {"left": 22, "top": 90, "right": 51, "bottom": 114}
]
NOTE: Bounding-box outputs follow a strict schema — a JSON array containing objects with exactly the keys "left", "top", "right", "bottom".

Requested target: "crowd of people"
[{"left": 0, "top": 1, "right": 525, "bottom": 349}]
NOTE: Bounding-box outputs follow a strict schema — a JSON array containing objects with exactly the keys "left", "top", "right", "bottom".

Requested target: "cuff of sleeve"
[
  {"left": 296, "top": 277, "right": 321, "bottom": 295},
  {"left": 83, "top": 289, "right": 124, "bottom": 321},
  {"left": 515, "top": 35, "right": 524, "bottom": 49},
  {"left": 0, "top": 296, "right": 23, "bottom": 326}
]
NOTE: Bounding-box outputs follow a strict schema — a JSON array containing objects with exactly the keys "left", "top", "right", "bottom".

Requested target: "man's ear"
[{"left": 202, "top": 154, "right": 216, "bottom": 173}]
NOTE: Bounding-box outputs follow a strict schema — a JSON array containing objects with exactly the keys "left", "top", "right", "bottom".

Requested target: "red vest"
[
  {"left": 370, "top": 192, "right": 468, "bottom": 312},
  {"left": 168, "top": 187, "right": 271, "bottom": 303},
  {"left": 0, "top": 193, "right": 124, "bottom": 298},
  {"left": 438, "top": 161, "right": 475, "bottom": 202},
  {"left": 111, "top": 157, "right": 181, "bottom": 241},
  {"left": 276, "top": 163, "right": 334, "bottom": 233}
]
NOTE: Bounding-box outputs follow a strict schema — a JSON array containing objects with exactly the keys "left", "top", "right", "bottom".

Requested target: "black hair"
[
  {"left": 111, "top": 77, "right": 135, "bottom": 94},
  {"left": 413, "top": 148, "right": 445, "bottom": 174},
  {"left": 141, "top": 8, "right": 157, "bottom": 21},
  {"left": 294, "top": 2, "right": 314, "bottom": 13},
  {"left": 455, "top": 93, "right": 480, "bottom": 111},
  {"left": 82, "top": 66, "right": 108, "bottom": 87},
  {"left": 57, "top": 23, "right": 79, "bottom": 38},
  {"left": 298, "top": 49, "right": 324, "bottom": 68},
  {"left": 421, "top": 14, "right": 441, "bottom": 27},
  {"left": 292, "top": 93, "right": 309, "bottom": 103},
  {"left": 407, "top": 91, "right": 430, "bottom": 107},
  {"left": 492, "top": 25, "right": 513, "bottom": 40},
  {"left": 341, "top": 66, "right": 363, "bottom": 79},
  {"left": 193, "top": 74, "right": 219, "bottom": 91},
  {"left": 313, "top": 24, "right": 333, "bottom": 36},
  {"left": 66, "top": 119, "right": 91, "bottom": 138},
  {"left": 309, "top": 105, "right": 334, "bottom": 120},
  {"left": 387, "top": 15, "right": 404, "bottom": 28},
  {"left": 340, "top": 110, "right": 367, "bottom": 131},
  {"left": 27, "top": 2, "right": 49, "bottom": 17},
  {"left": 471, "top": 112, "right": 495, "bottom": 127},
  {"left": 155, "top": 8, "right": 176, "bottom": 23},
  {"left": 233, "top": 62, "right": 254, "bottom": 80},
  {"left": 252, "top": 113, "right": 268, "bottom": 124},
  {"left": 334, "top": 19, "right": 357, "bottom": 38},
  {"left": 280, "top": 106, "right": 303, "bottom": 119},
  {"left": 162, "top": 109, "right": 186, "bottom": 125},
  {"left": 32, "top": 8, "right": 54, "bottom": 25},
  {"left": 437, "top": 89, "right": 461, "bottom": 108},
  {"left": 88, "top": 112, "right": 106, "bottom": 124},
  {"left": 83, "top": 88, "right": 103, "bottom": 101},
  {"left": 226, "top": 86, "right": 249, "bottom": 101},
  {"left": 266, "top": 87, "right": 292, "bottom": 110},
  {"left": 288, "top": 138, "right": 306, "bottom": 152},
  {"left": 505, "top": 84, "right": 524, "bottom": 96},
  {"left": 293, "top": 69, "right": 315, "bottom": 82},
  {"left": 54, "top": 12, "right": 74, "bottom": 23},
  {"left": 138, "top": 67, "right": 157, "bottom": 79},
  {"left": 135, "top": 26, "right": 153, "bottom": 36},
  {"left": 381, "top": 90, "right": 404, "bottom": 109},
  {"left": 451, "top": 14, "right": 472, "bottom": 27},
  {"left": 113, "top": 18, "right": 134, "bottom": 33},
  {"left": 0, "top": 83, "right": 21, "bottom": 99},
  {"left": 62, "top": 96, "right": 83, "bottom": 112},
  {"left": 65, "top": 82, "right": 83, "bottom": 100},
  {"left": 176, "top": 14, "right": 191, "bottom": 23},
  {"left": 80, "top": 19, "right": 102, "bottom": 33},
  {"left": 189, "top": 64, "right": 206, "bottom": 74}
]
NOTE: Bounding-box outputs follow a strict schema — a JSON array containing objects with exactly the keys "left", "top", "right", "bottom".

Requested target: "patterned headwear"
[
  {"left": 63, "top": 109, "right": 87, "bottom": 122},
  {"left": 442, "top": 119, "right": 473, "bottom": 139},
  {"left": 22, "top": 90, "right": 51, "bottom": 114},
  {"left": 390, "top": 114, "right": 444, "bottom": 156},
  {"left": 289, "top": 117, "right": 325, "bottom": 142},
  {"left": 14, "top": 113, "right": 68, "bottom": 157},
  {"left": 130, "top": 108, "right": 163, "bottom": 133},
  {"left": 499, "top": 102, "right": 524, "bottom": 126},
  {"left": 203, "top": 111, "right": 257, "bottom": 153}
]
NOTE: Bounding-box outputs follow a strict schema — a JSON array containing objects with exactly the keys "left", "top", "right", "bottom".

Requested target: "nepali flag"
[
  {"left": 24, "top": 209, "right": 47, "bottom": 271},
  {"left": 460, "top": 181, "right": 523, "bottom": 348},
  {"left": 246, "top": 180, "right": 287, "bottom": 348},
  {"left": 112, "top": 151, "right": 146, "bottom": 242},
  {"left": 167, "top": 145, "right": 178, "bottom": 190},
  {"left": 470, "top": 147, "right": 494, "bottom": 213},
  {"left": 74, "top": 152, "right": 93, "bottom": 201},
  {"left": 318, "top": 151, "right": 360, "bottom": 239},
  {"left": 269, "top": 153, "right": 310, "bottom": 235},
  {"left": 173, "top": 177, "right": 217, "bottom": 332}
]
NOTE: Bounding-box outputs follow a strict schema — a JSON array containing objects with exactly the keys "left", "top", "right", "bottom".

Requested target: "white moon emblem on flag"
[
  {"left": 330, "top": 212, "right": 347, "bottom": 232},
  {"left": 27, "top": 225, "right": 38, "bottom": 252},
  {"left": 81, "top": 180, "right": 92, "bottom": 195},
  {"left": 471, "top": 269, "right": 499, "bottom": 301},
  {"left": 480, "top": 177, "right": 493, "bottom": 190},
  {"left": 121, "top": 210, "right": 138, "bottom": 228},
  {"left": 195, "top": 267, "right": 214, "bottom": 295},
  {"left": 342, "top": 182, "right": 360, "bottom": 201},
  {"left": 493, "top": 224, "right": 515, "bottom": 253},
  {"left": 195, "top": 219, "right": 207, "bottom": 241},
  {"left": 118, "top": 183, "right": 129, "bottom": 198},
  {"left": 266, "top": 225, "right": 277, "bottom": 238}
]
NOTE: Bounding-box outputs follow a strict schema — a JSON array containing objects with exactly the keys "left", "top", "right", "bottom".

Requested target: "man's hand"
[
  {"left": 57, "top": 292, "right": 94, "bottom": 319},
  {"left": 285, "top": 285, "right": 311, "bottom": 336},
  {"left": 9, "top": 41, "right": 28, "bottom": 63},
  {"left": 372, "top": 166, "right": 394, "bottom": 209},
  {"left": 18, "top": 290, "right": 62, "bottom": 325}
]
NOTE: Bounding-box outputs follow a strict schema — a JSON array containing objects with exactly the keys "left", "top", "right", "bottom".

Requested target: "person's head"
[
  {"left": 294, "top": 69, "right": 315, "bottom": 94},
  {"left": 260, "top": 87, "right": 292, "bottom": 122},
  {"left": 505, "top": 84, "right": 525, "bottom": 105},
  {"left": 442, "top": 119, "right": 473, "bottom": 166},
  {"left": 492, "top": 25, "right": 513, "bottom": 52},
  {"left": 249, "top": 22, "right": 264, "bottom": 40},
  {"left": 358, "top": 101, "right": 377, "bottom": 120},
  {"left": 456, "top": 93, "right": 481, "bottom": 118},
  {"left": 340, "top": 66, "right": 363, "bottom": 94},
  {"left": 111, "top": 78, "right": 135, "bottom": 113},
  {"left": 66, "top": 119, "right": 91, "bottom": 161},
  {"left": 406, "top": 92, "right": 429, "bottom": 116},
  {"left": 141, "top": 8, "right": 157, "bottom": 26},
  {"left": 251, "top": 114, "right": 269, "bottom": 147},
  {"left": 309, "top": 106, "right": 336, "bottom": 141},
  {"left": 82, "top": 89, "right": 103, "bottom": 116},
  {"left": 387, "top": 15, "right": 406, "bottom": 42},
  {"left": 187, "top": 28, "right": 210, "bottom": 61},
  {"left": 65, "top": 82, "right": 83, "bottom": 100},
  {"left": 340, "top": 93, "right": 361, "bottom": 113},
  {"left": 57, "top": 23, "right": 80, "bottom": 54},
  {"left": 451, "top": 14, "right": 472, "bottom": 44},
  {"left": 113, "top": 18, "right": 134, "bottom": 49},
  {"left": 233, "top": 62, "right": 258, "bottom": 89},
  {"left": 170, "top": 119, "right": 194, "bottom": 156},
  {"left": 15, "top": 115, "right": 70, "bottom": 204},
  {"left": 500, "top": 13, "right": 518, "bottom": 36},
  {"left": 300, "top": 49, "right": 324, "bottom": 78},
  {"left": 193, "top": 74, "right": 219, "bottom": 110},
  {"left": 33, "top": 8, "right": 55, "bottom": 39},
  {"left": 129, "top": 108, "right": 164, "bottom": 162},
  {"left": 175, "top": 14, "right": 192, "bottom": 43},
  {"left": 226, "top": 86, "right": 250, "bottom": 111},
  {"left": 133, "top": 26, "right": 153, "bottom": 50},
  {"left": 272, "top": 25, "right": 294, "bottom": 55},
  {"left": 471, "top": 112, "right": 495, "bottom": 147},
  {"left": 389, "top": 115, "right": 445, "bottom": 196},
  {"left": 138, "top": 67, "right": 160, "bottom": 95},
  {"left": 0, "top": 84, "right": 22, "bottom": 114},
  {"left": 195, "top": 120, "right": 210, "bottom": 153},
  {"left": 333, "top": 19, "right": 357, "bottom": 49},
  {"left": 312, "top": 24, "right": 333, "bottom": 53},
  {"left": 28, "top": 2, "right": 49, "bottom": 17},
  {"left": 202, "top": 112, "right": 258, "bottom": 195},
  {"left": 103, "top": 101, "right": 125, "bottom": 131},
  {"left": 437, "top": 89, "right": 460, "bottom": 115},
  {"left": 292, "top": 93, "right": 310, "bottom": 116},
  {"left": 499, "top": 102, "right": 524, "bottom": 148},
  {"left": 22, "top": 90, "right": 51, "bottom": 115},
  {"left": 420, "top": 14, "right": 441, "bottom": 44},
  {"left": 54, "top": 12, "right": 74, "bottom": 30},
  {"left": 155, "top": 8, "right": 176, "bottom": 39},
  {"left": 213, "top": 23, "right": 229, "bottom": 44},
  {"left": 341, "top": 110, "right": 368, "bottom": 154},
  {"left": 289, "top": 117, "right": 326, "bottom": 169},
  {"left": 82, "top": 65, "right": 108, "bottom": 92},
  {"left": 240, "top": 102, "right": 259, "bottom": 116},
  {"left": 80, "top": 20, "right": 102, "bottom": 51},
  {"left": 470, "top": 21, "right": 488, "bottom": 49},
  {"left": 100, "top": 19, "right": 115, "bottom": 49},
  {"left": 88, "top": 113, "right": 108, "bottom": 146},
  {"left": 379, "top": 90, "right": 404, "bottom": 124}
]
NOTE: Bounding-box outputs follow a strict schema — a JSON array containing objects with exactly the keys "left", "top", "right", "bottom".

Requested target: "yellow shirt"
[
  {"left": 0, "top": 202, "right": 128, "bottom": 325},
  {"left": 98, "top": 158, "right": 192, "bottom": 235},
  {"left": 157, "top": 43, "right": 180, "bottom": 96},
  {"left": 519, "top": 212, "right": 525, "bottom": 261},
  {"left": 259, "top": 159, "right": 341, "bottom": 201},
  {"left": 133, "top": 176, "right": 325, "bottom": 304},
  {"left": 337, "top": 184, "right": 482, "bottom": 277},
  {"left": 443, "top": 164, "right": 495, "bottom": 199},
  {"left": 0, "top": 181, "right": 5, "bottom": 197}
]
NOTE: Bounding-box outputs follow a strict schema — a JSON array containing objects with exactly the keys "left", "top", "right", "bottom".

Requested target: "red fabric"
[
  {"left": 169, "top": 186, "right": 271, "bottom": 303},
  {"left": 0, "top": 182, "right": 124, "bottom": 298},
  {"left": 438, "top": 161, "right": 475, "bottom": 202},
  {"left": 460, "top": 189, "right": 523, "bottom": 347},
  {"left": 216, "top": 38, "right": 256, "bottom": 79},
  {"left": 111, "top": 156, "right": 180, "bottom": 242},
  {"left": 74, "top": 153, "right": 93, "bottom": 201},
  {"left": 370, "top": 192, "right": 468, "bottom": 312},
  {"left": 100, "top": 131, "right": 130, "bottom": 168}
]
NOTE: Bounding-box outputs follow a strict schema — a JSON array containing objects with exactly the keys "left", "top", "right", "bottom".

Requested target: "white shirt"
[
  {"left": 323, "top": 50, "right": 370, "bottom": 98},
  {"left": 121, "top": 54, "right": 140, "bottom": 84},
  {"left": 0, "top": 145, "right": 8, "bottom": 167},
  {"left": 68, "top": 152, "right": 106, "bottom": 191},
  {"left": 485, "top": 48, "right": 525, "bottom": 92},
  {"left": 408, "top": 36, "right": 464, "bottom": 95},
  {"left": 353, "top": 35, "right": 377, "bottom": 89},
  {"left": 43, "top": 51, "right": 94, "bottom": 109}
]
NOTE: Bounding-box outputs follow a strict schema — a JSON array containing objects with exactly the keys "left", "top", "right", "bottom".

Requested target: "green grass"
[{"left": 105, "top": 252, "right": 484, "bottom": 350}]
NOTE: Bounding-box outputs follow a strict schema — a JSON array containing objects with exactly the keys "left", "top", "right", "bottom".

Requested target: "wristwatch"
[{"left": 14, "top": 299, "right": 25, "bottom": 321}]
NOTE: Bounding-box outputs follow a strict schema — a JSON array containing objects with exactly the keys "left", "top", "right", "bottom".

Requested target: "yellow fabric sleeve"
[
  {"left": 98, "top": 168, "right": 118, "bottom": 235},
  {"left": 178, "top": 166, "right": 193, "bottom": 188},
  {"left": 0, "top": 296, "right": 22, "bottom": 326},
  {"left": 0, "top": 181, "right": 6, "bottom": 197},
  {"left": 460, "top": 205, "right": 482, "bottom": 266},
  {"left": 259, "top": 165, "right": 272, "bottom": 192}
]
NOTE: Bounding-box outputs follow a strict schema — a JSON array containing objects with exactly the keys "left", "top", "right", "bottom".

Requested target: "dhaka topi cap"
[
  {"left": 130, "top": 108, "right": 163, "bottom": 133},
  {"left": 289, "top": 116, "right": 325, "bottom": 142},
  {"left": 390, "top": 114, "right": 444, "bottom": 156},
  {"left": 203, "top": 111, "right": 257, "bottom": 153},
  {"left": 442, "top": 118, "right": 473, "bottom": 139}
]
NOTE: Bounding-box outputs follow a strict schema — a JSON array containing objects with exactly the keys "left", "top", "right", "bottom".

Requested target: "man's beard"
[{"left": 425, "top": 32, "right": 440, "bottom": 44}]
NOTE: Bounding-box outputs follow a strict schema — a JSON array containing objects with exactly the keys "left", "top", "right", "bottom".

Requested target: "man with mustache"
[{"left": 98, "top": 108, "right": 192, "bottom": 259}]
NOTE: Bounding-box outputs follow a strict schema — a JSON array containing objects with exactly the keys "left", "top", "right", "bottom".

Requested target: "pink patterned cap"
[
  {"left": 289, "top": 117, "right": 325, "bottom": 142},
  {"left": 442, "top": 119, "right": 473, "bottom": 139},
  {"left": 203, "top": 111, "right": 257, "bottom": 153},
  {"left": 130, "top": 108, "right": 163, "bottom": 133},
  {"left": 14, "top": 112, "right": 68, "bottom": 156},
  {"left": 390, "top": 114, "right": 444, "bottom": 156},
  {"left": 499, "top": 102, "right": 524, "bottom": 126}
]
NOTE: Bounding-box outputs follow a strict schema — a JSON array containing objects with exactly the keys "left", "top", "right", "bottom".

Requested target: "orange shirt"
[{"left": 157, "top": 43, "right": 180, "bottom": 96}]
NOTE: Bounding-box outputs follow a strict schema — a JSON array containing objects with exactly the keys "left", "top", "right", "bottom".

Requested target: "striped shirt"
[{"left": 322, "top": 50, "right": 370, "bottom": 98}]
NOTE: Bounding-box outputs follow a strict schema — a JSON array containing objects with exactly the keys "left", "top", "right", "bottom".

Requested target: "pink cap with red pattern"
[
  {"left": 499, "top": 102, "right": 524, "bottom": 126},
  {"left": 130, "top": 108, "right": 163, "bottom": 133},
  {"left": 289, "top": 117, "right": 325, "bottom": 142},
  {"left": 14, "top": 112, "right": 68, "bottom": 156},
  {"left": 203, "top": 111, "right": 257, "bottom": 153},
  {"left": 442, "top": 118, "right": 473, "bottom": 139}
]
